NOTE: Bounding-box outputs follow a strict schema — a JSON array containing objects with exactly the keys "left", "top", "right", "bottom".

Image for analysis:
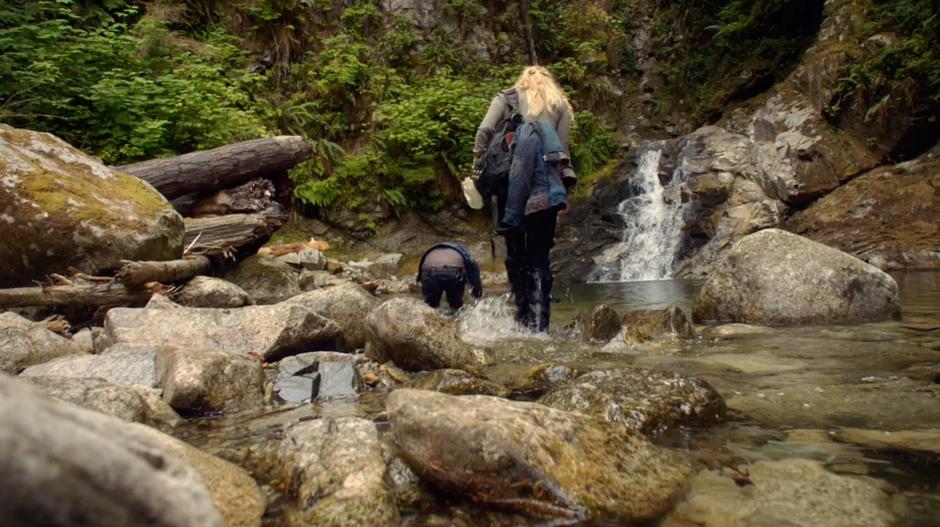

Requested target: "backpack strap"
[{"left": 501, "top": 88, "right": 518, "bottom": 116}]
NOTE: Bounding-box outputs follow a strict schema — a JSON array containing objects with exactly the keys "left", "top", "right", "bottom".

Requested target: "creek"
[{"left": 179, "top": 271, "right": 940, "bottom": 526}]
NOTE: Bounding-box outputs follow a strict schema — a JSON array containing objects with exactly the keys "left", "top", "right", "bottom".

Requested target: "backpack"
[{"left": 475, "top": 89, "right": 521, "bottom": 199}]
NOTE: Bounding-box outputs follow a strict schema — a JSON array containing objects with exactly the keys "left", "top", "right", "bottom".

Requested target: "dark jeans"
[
  {"left": 504, "top": 208, "right": 558, "bottom": 332},
  {"left": 420, "top": 267, "right": 467, "bottom": 310}
]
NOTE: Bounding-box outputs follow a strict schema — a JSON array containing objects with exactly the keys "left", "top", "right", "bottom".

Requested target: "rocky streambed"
[{"left": 2, "top": 234, "right": 939, "bottom": 526}]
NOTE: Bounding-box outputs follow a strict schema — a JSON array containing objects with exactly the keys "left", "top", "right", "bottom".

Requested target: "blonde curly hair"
[{"left": 514, "top": 66, "right": 574, "bottom": 123}]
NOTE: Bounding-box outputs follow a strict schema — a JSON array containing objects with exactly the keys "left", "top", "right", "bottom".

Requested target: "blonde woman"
[{"left": 473, "top": 66, "right": 577, "bottom": 331}]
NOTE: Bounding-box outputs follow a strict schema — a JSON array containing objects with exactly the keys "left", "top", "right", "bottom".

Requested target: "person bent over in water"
[{"left": 417, "top": 242, "right": 483, "bottom": 310}]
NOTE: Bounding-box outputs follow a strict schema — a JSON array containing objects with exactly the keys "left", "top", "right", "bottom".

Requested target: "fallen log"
[
  {"left": 115, "top": 256, "right": 211, "bottom": 287},
  {"left": 257, "top": 239, "right": 331, "bottom": 257},
  {"left": 184, "top": 205, "right": 288, "bottom": 256},
  {"left": 192, "top": 178, "right": 275, "bottom": 217},
  {"left": 0, "top": 283, "right": 158, "bottom": 308},
  {"left": 117, "top": 136, "right": 312, "bottom": 199}
]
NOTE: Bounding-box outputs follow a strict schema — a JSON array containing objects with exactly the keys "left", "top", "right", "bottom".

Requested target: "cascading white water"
[{"left": 589, "top": 148, "right": 687, "bottom": 282}]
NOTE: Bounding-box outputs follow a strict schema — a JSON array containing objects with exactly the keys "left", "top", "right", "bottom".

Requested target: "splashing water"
[
  {"left": 589, "top": 148, "right": 687, "bottom": 282},
  {"left": 457, "top": 296, "right": 550, "bottom": 346}
]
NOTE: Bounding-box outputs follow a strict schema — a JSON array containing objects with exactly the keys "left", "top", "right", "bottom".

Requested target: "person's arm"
[
  {"left": 555, "top": 108, "right": 577, "bottom": 191},
  {"left": 473, "top": 95, "right": 507, "bottom": 166},
  {"left": 467, "top": 259, "right": 483, "bottom": 298}
]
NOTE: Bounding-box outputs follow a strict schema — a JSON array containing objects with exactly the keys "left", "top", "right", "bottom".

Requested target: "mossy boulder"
[{"left": 0, "top": 125, "right": 183, "bottom": 287}]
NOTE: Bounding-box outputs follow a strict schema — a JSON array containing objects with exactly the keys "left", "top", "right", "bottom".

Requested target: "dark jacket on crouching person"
[{"left": 416, "top": 242, "right": 483, "bottom": 310}]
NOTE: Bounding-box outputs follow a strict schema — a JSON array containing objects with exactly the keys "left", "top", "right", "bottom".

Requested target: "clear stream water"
[{"left": 181, "top": 271, "right": 940, "bottom": 526}]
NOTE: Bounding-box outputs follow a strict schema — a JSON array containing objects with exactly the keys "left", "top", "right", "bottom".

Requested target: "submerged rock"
[
  {"left": 506, "top": 363, "right": 587, "bottom": 399},
  {"left": 407, "top": 369, "right": 509, "bottom": 397},
  {"left": 693, "top": 229, "right": 901, "bottom": 325},
  {"left": 21, "top": 345, "right": 159, "bottom": 387},
  {"left": 570, "top": 304, "right": 621, "bottom": 343},
  {"left": 0, "top": 312, "right": 87, "bottom": 373},
  {"left": 538, "top": 368, "right": 725, "bottom": 434},
  {"left": 0, "top": 375, "right": 225, "bottom": 526},
  {"left": 388, "top": 389, "right": 692, "bottom": 523},
  {"left": 364, "top": 298, "right": 488, "bottom": 374},
  {"left": 0, "top": 124, "right": 183, "bottom": 288},
  {"left": 287, "top": 283, "right": 380, "bottom": 349},
  {"left": 103, "top": 303, "right": 341, "bottom": 360},
  {"left": 225, "top": 254, "right": 300, "bottom": 304},
  {"left": 175, "top": 276, "right": 253, "bottom": 308},
  {"left": 663, "top": 459, "right": 897, "bottom": 527},
  {"left": 834, "top": 428, "right": 940, "bottom": 458},
  {"left": 277, "top": 417, "right": 399, "bottom": 526},
  {"left": 622, "top": 306, "right": 694, "bottom": 344},
  {"left": 156, "top": 348, "right": 265, "bottom": 413},
  {"left": 24, "top": 376, "right": 179, "bottom": 428}
]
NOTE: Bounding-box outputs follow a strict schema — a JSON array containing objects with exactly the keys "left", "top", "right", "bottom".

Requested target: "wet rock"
[
  {"left": 156, "top": 348, "right": 265, "bottom": 413},
  {"left": 175, "top": 276, "right": 253, "bottom": 308},
  {"left": 506, "top": 363, "right": 587, "bottom": 398},
  {"left": 273, "top": 352, "right": 362, "bottom": 404},
  {"left": 225, "top": 254, "right": 300, "bottom": 304},
  {"left": 0, "top": 125, "right": 183, "bottom": 288},
  {"left": 0, "top": 312, "right": 87, "bottom": 373},
  {"left": 24, "top": 376, "right": 179, "bottom": 427},
  {"left": 407, "top": 369, "right": 509, "bottom": 397},
  {"left": 21, "top": 345, "right": 159, "bottom": 387},
  {"left": 388, "top": 389, "right": 692, "bottom": 523},
  {"left": 834, "top": 428, "right": 940, "bottom": 458},
  {"left": 277, "top": 417, "right": 399, "bottom": 526},
  {"left": 103, "top": 303, "right": 341, "bottom": 360},
  {"left": 365, "top": 298, "right": 489, "bottom": 374},
  {"left": 662, "top": 459, "right": 897, "bottom": 527},
  {"left": 571, "top": 304, "right": 621, "bottom": 343},
  {"left": 693, "top": 229, "right": 901, "bottom": 325},
  {"left": 287, "top": 283, "right": 380, "bottom": 349},
  {"left": 538, "top": 368, "right": 725, "bottom": 434},
  {"left": 702, "top": 323, "right": 777, "bottom": 339},
  {"left": 0, "top": 375, "right": 224, "bottom": 526},
  {"left": 622, "top": 306, "right": 694, "bottom": 344}
]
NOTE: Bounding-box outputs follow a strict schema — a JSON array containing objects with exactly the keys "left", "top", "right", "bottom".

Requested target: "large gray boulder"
[
  {"left": 693, "top": 229, "right": 901, "bottom": 325},
  {"left": 20, "top": 345, "right": 159, "bottom": 387},
  {"left": 156, "top": 348, "right": 265, "bottom": 413},
  {"left": 0, "top": 124, "right": 183, "bottom": 287},
  {"left": 24, "top": 376, "right": 179, "bottom": 428},
  {"left": 0, "top": 312, "right": 87, "bottom": 373},
  {"left": 103, "top": 303, "right": 341, "bottom": 360},
  {"left": 277, "top": 417, "right": 399, "bottom": 526},
  {"left": 0, "top": 374, "right": 225, "bottom": 526},
  {"left": 174, "top": 276, "right": 253, "bottom": 308},
  {"left": 287, "top": 282, "right": 381, "bottom": 348},
  {"left": 662, "top": 459, "right": 897, "bottom": 527},
  {"left": 388, "top": 389, "right": 692, "bottom": 523},
  {"left": 365, "top": 298, "right": 488, "bottom": 373},
  {"left": 225, "top": 254, "right": 300, "bottom": 304},
  {"left": 538, "top": 368, "right": 726, "bottom": 435}
]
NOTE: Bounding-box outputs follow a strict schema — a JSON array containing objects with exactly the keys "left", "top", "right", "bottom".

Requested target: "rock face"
[
  {"left": 226, "top": 255, "right": 301, "bottom": 304},
  {"left": 0, "top": 125, "right": 183, "bottom": 287},
  {"left": 103, "top": 303, "right": 341, "bottom": 360},
  {"left": 693, "top": 229, "right": 901, "bottom": 325},
  {"left": 288, "top": 283, "right": 381, "bottom": 349},
  {"left": 156, "top": 348, "right": 265, "bottom": 413},
  {"left": 21, "top": 345, "right": 159, "bottom": 387},
  {"left": 174, "top": 276, "right": 253, "bottom": 308},
  {"left": 0, "top": 375, "right": 224, "bottom": 526},
  {"left": 365, "top": 298, "right": 488, "bottom": 373},
  {"left": 388, "top": 389, "right": 692, "bottom": 523},
  {"left": 621, "top": 306, "right": 694, "bottom": 344},
  {"left": 663, "top": 459, "right": 897, "bottom": 527},
  {"left": 278, "top": 417, "right": 399, "bottom": 526},
  {"left": 24, "top": 376, "right": 179, "bottom": 427},
  {"left": 0, "top": 311, "right": 87, "bottom": 373},
  {"left": 787, "top": 150, "right": 940, "bottom": 270},
  {"left": 538, "top": 368, "right": 725, "bottom": 434}
]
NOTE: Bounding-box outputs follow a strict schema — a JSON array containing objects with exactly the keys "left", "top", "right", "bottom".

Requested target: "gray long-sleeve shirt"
[{"left": 473, "top": 90, "right": 571, "bottom": 164}]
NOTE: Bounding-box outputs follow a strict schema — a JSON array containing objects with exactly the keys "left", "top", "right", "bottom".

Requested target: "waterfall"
[{"left": 589, "top": 148, "right": 687, "bottom": 282}]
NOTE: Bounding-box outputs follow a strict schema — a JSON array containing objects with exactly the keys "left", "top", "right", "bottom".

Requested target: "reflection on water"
[{"left": 180, "top": 272, "right": 940, "bottom": 526}]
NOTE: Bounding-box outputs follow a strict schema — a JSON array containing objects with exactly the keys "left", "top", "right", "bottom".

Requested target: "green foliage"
[
  {"left": 0, "top": 0, "right": 268, "bottom": 163},
  {"left": 570, "top": 111, "right": 617, "bottom": 176}
]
